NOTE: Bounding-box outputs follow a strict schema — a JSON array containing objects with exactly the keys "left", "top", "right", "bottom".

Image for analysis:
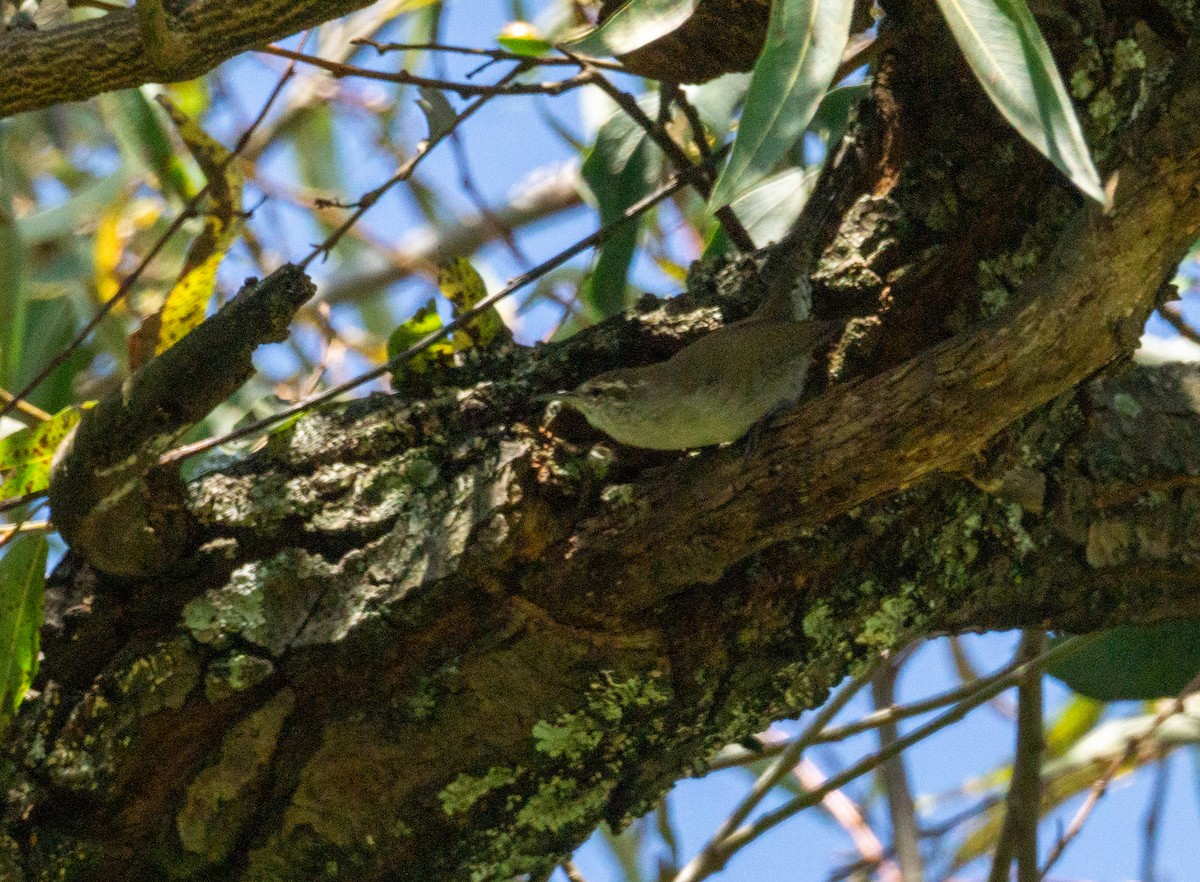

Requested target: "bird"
[{"left": 541, "top": 315, "right": 839, "bottom": 450}]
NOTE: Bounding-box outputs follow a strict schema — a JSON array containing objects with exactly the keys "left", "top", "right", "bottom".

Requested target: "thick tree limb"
[{"left": 0, "top": 0, "right": 375, "bottom": 118}]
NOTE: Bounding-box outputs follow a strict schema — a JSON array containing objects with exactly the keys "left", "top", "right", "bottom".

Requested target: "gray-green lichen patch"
[
  {"left": 1072, "top": 33, "right": 1152, "bottom": 155},
  {"left": 440, "top": 765, "right": 523, "bottom": 817},
  {"left": 304, "top": 452, "right": 440, "bottom": 536},
  {"left": 267, "top": 397, "right": 417, "bottom": 469},
  {"left": 858, "top": 593, "right": 918, "bottom": 652},
  {"left": 183, "top": 549, "right": 332, "bottom": 656},
  {"left": 328, "top": 453, "right": 521, "bottom": 612},
  {"left": 515, "top": 776, "right": 613, "bottom": 833},
  {"left": 532, "top": 672, "right": 670, "bottom": 766},
  {"left": 175, "top": 689, "right": 295, "bottom": 863},
  {"left": 435, "top": 672, "right": 672, "bottom": 882}
]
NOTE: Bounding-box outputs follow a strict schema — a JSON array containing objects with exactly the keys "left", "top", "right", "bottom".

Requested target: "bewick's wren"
[{"left": 542, "top": 315, "right": 839, "bottom": 450}]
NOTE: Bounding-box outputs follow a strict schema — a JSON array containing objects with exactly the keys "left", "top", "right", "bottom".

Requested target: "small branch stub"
[
  {"left": 49, "top": 265, "right": 315, "bottom": 578},
  {"left": 136, "top": 0, "right": 188, "bottom": 76}
]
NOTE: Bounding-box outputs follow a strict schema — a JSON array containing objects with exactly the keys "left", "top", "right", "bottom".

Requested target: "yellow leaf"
[
  {"left": 0, "top": 403, "right": 95, "bottom": 500},
  {"left": 93, "top": 209, "right": 124, "bottom": 306},
  {"left": 94, "top": 198, "right": 163, "bottom": 311},
  {"left": 127, "top": 97, "right": 243, "bottom": 371},
  {"left": 437, "top": 258, "right": 510, "bottom": 352},
  {"left": 387, "top": 299, "right": 456, "bottom": 387}
]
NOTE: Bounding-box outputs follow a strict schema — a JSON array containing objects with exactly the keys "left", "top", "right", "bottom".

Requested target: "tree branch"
[{"left": 0, "top": 0, "right": 375, "bottom": 118}]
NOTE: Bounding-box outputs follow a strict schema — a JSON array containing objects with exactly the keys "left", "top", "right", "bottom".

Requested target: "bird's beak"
[{"left": 533, "top": 391, "right": 567, "bottom": 404}]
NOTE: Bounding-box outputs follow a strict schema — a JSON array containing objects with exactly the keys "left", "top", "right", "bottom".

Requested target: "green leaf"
[
  {"left": 709, "top": 0, "right": 854, "bottom": 211},
  {"left": 705, "top": 166, "right": 818, "bottom": 256},
  {"left": 16, "top": 170, "right": 130, "bottom": 246},
  {"left": 126, "top": 97, "right": 245, "bottom": 371},
  {"left": 0, "top": 127, "right": 28, "bottom": 389},
  {"left": 283, "top": 106, "right": 343, "bottom": 194},
  {"left": 0, "top": 534, "right": 47, "bottom": 724},
  {"left": 387, "top": 298, "right": 455, "bottom": 388},
  {"left": 102, "top": 88, "right": 195, "bottom": 202},
  {"left": 933, "top": 0, "right": 1106, "bottom": 205},
  {"left": 417, "top": 87, "right": 457, "bottom": 144},
  {"left": 1043, "top": 693, "right": 1104, "bottom": 758},
  {"left": 1047, "top": 622, "right": 1200, "bottom": 700},
  {"left": 0, "top": 403, "right": 93, "bottom": 500},
  {"left": 566, "top": 0, "right": 698, "bottom": 57},
  {"left": 580, "top": 102, "right": 660, "bottom": 318},
  {"left": 497, "top": 21, "right": 552, "bottom": 57},
  {"left": 683, "top": 74, "right": 752, "bottom": 138},
  {"left": 809, "top": 81, "right": 870, "bottom": 143}
]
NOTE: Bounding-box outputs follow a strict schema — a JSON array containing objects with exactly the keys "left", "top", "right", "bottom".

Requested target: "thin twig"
[
  {"left": 0, "top": 520, "right": 52, "bottom": 542},
  {"left": 707, "top": 650, "right": 1034, "bottom": 772},
  {"left": 1159, "top": 303, "right": 1200, "bottom": 347},
  {"left": 431, "top": 36, "right": 531, "bottom": 270},
  {"left": 674, "top": 658, "right": 884, "bottom": 882},
  {"left": 834, "top": 30, "right": 893, "bottom": 85},
  {"left": 0, "top": 501, "right": 48, "bottom": 552},
  {"left": 986, "top": 631, "right": 1045, "bottom": 882},
  {"left": 789, "top": 752, "right": 900, "bottom": 882},
  {"left": 297, "top": 63, "right": 531, "bottom": 270},
  {"left": 666, "top": 83, "right": 716, "bottom": 169},
  {"left": 0, "top": 489, "right": 49, "bottom": 517},
  {"left": 354, "top": 37, "right": 627, "bottom": 71},
  {"left": 684, "top": 637, "right": 1096, "bottom": 882},
  {"left": 313, "top": 161, "right": 583, "bottom": 305},
  {"left": 1040, "top": 667, "right": 1200, "bottom": 878},
  {"left": 952, "top": 635, "right": 1016, "bottom": 719},
  {"left": 1140, "top": 758, "right": 1169, "bottom": 882},
  {"left": 260, "top": 45, "right": 592, "bottom": 98},
  {"left": 571, "top": 61, "right": 755, "bottom": 253},
  {"left": 656, "top": 797, "right": 681, "bottom": 875},
  {"left": 872, "top": 658, "right": 925, "bottom": 882},
  {"left": 0, "top": 387, "right": 51, "bottom": 425}
]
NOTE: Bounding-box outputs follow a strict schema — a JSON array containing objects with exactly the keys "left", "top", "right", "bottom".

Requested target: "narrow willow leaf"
[
  {"left": 438, "top": 258, "right": 510, "bottom": 350},
  {"left": 17, "top": 170, "right": 129, "bottom": 246},
  {"left": 934, "top": 0, "right": 1106, "bottom": 204},
  {"left": 705, "top": 166, "right": 818, "bottom": 256},
  {"left": 1047, "top": 622, "right": 1200, "bottom": 699},
  {"left": 580, "top": 102, "right": 660, "bottom": 318},
  {"left": 126, "top": 97, "right": 244, "bottom": 371},
  {"left": 0, "top": 534, "right": 47, "bottom": 724},
  {"left": 103, "top": 89, "right": 194, "bottom": 203},
  {"left": 566, "top": 0, "right": 698, "bottom": 57},
  {"left": 708, "top": 0, "right": 854, "bottom": 211},
  {"left": 0, "top": 126, "right": 28, "bottom": 389}
]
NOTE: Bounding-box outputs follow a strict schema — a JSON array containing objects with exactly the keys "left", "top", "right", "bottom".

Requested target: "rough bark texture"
[{"left": 5, "top": 1, "right": 1200, "bottom": 881}]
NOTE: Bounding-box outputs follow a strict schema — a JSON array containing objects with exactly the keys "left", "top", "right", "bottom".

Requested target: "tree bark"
[
  {"left": 0, "top": 0, "right": 376, "bottom": 119},
  {"left": 6, "top": 3, "right": 1200, "bottom": 881}
]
